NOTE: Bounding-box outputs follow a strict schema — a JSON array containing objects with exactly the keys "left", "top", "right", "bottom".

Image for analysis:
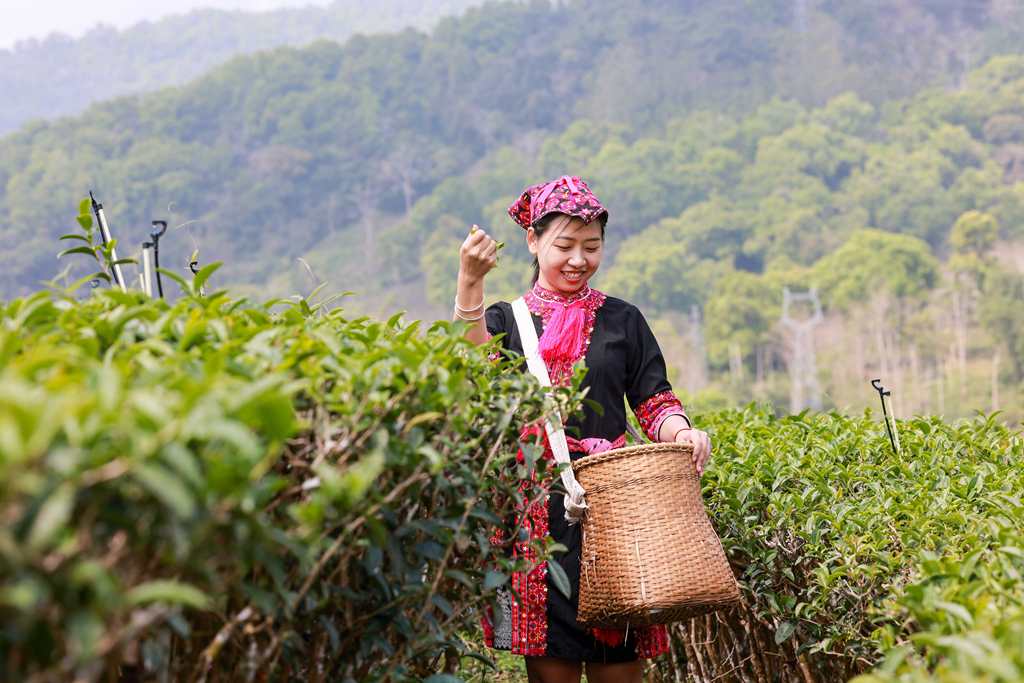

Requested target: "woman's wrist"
[
  {"left": 671, "top": 425, "right": 692, "bottom": 442},
  {"left": 658, "top": 413, "right": 692, "bottom": 442},
  {"left": 455, "top": 270, "right": 486, "bottom": 312},
  {"left": 454, "top": 293, "right": 484, "bottom": 313},
  {"left": 457, "top": 270, "right": 483, "bottom": 289},
  {"left": 453, "top": 308, "right": 485, "bottom": 321}
]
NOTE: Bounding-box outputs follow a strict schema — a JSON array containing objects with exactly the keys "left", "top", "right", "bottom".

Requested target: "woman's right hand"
[{"left": 459, "top": 225, "right": 499, "bottom": 283}]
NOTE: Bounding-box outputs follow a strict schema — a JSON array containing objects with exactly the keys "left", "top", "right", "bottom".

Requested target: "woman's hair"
[{"left": 531, "top": 213, "right": 607, "bottom": 284}]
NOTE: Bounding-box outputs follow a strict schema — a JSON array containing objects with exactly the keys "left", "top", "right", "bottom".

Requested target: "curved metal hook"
[
  {"left": 149, "top": 221, "right": 168, "bottom": 298},
  {"left": 871, "top": 378, "right": 899, "bottom": 456}
]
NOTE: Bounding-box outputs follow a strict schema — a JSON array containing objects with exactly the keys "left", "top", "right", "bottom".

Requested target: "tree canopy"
[{"left": 4, "top": 0, "right": 1024, "bottom": 312}]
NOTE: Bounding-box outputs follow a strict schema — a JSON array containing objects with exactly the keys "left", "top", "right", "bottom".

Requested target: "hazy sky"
[{"left": 1, "top": 0, "right": 332, "bottom": 49}]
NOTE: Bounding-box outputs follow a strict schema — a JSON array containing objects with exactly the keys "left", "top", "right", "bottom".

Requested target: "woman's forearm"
[
  {"left": 455, "top": 272, "right": 490, "bottom": 345},
  {"left": 658, "top": 413, "right": 692, "bottom": 442}
]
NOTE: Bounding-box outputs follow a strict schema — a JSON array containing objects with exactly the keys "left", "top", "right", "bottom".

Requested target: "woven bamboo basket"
[{"left": 572, "top": 441, "right": 740, "bottom": 627}]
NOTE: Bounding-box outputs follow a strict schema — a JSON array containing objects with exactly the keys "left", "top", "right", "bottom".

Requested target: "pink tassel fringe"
[{"left": 538, "top": 303, "right": 587, "bottom": 366}]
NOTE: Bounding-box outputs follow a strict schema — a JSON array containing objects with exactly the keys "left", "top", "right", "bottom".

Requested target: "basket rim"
[{"left": 571, "top": 441, "right": 693, "bottom": 473}]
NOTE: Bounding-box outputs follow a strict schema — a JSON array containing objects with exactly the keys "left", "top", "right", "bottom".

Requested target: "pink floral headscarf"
[
  {"left": 508, "top": 176, "right": 609, "bottom": 372},
  {"left": 507, "top": 175, "right": 608, "bottom": 229}
]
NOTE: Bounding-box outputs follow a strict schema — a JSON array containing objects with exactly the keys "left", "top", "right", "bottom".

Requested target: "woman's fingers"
[
  {"left": 465, "top": 227, "right": 497, "bottom": 253},
  {"left": 461, "top": 226, "right": 498, "bottom": 268},
  {"left": 701, "top": 433, "right": 711, "bottom": 474},
  {"left": 476, "top": 241, "right": 497, "bottom": 266},
  {"left": 459, "top": 225, "right": 499, "bottom": 280},
  {"left": 462, "top": 229, "right": 487, "bottom": 251},
  {"left": 686, "top": 430, "right": 711, "bottom": 477}
]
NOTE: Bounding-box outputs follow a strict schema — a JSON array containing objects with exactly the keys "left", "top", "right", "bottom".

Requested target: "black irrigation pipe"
[
  {"left": 188, "top": 258, "right": 206, "bottom": 297},
  {"left": 150, "top": 220, "right": 168, "bottom": 299},
  {"left": 871, "top": 379, "right": 901, "bottom": 456}
]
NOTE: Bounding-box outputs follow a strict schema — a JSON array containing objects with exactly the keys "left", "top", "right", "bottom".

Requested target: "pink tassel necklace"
[{"left": 533, "top": 284, "right": 593, "bottom": 368}]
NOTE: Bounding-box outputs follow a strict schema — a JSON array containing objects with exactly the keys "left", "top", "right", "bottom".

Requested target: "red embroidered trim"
[
  {"left": 490, "top": 425, "right": 551, "bottom": 656},
  {"left": 481, "top": 520, "right": 506, "bottom": 648},
  {"left": 635, "top": 624, "right": 671, "bottom": 657},
  {"left": 591, "top": 624, "right": 670, "bottom": 658},
  {"left": 515, "top": 449, "right": 551, "bottom": 656},
  {"left": 523, "top": 285, "right": 606, "bottom": 385},
  {"left": 634, "top": 390, "right": 686, "bottom": 441},
  {"left": 483, "top": 424, "right": 670, "bottom": 659},
  {"left": 565, "top": 434, "right": 625, "bottom": 454},
  {"left": 481, "top": 607, "right": 495, "bottom": 647}
]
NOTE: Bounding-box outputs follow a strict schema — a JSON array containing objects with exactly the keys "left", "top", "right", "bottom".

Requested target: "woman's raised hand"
[{"left": 459, "top": 224, "right": 499, "bottom": 283}]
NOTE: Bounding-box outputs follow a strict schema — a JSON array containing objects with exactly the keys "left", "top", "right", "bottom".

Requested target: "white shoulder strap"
[
  {"left": 512, "top": 297, "right": 552, "bottom": 387},
  {"left": 511, "top": 297, "right": 587, "bottom": 524}
]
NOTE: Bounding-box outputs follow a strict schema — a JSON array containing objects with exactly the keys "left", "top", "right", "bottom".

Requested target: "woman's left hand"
[{"left": 674, "top": 428, "right": 711, "bottom": 477}]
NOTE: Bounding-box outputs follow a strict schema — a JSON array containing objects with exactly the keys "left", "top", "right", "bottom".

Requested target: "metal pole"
[
  {"left": 886, "top": 392, "right": 901, "bottom": 453},
  {"left": 141, "top": 242, "right": 154, "bottom": 298},
  {"left": 871, "top": 379, "right": 901, "bottom": 456},
  {"left": 90, "top": 191, "right": 127, "bottom": 292}
]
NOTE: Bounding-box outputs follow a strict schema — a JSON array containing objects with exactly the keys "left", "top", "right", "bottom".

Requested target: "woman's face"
[{"left": 527, "top": 214, "right": 604, "bottom": 294}]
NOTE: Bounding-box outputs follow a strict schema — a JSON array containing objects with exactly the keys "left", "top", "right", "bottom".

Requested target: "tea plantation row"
[
  {"left": 2, "top": 281, "right": 1022, "bottom": 681},
  {"left": 0, "top": 280, "right": 562, "bottom": 681}
]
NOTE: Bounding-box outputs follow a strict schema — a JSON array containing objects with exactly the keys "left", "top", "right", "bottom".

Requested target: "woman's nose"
[{"left": 568, "top": 252, "right": 586, "bottom": 267}]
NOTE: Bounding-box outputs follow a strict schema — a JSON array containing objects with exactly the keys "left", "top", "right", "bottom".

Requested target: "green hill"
[
  {"left": 4, "top": 0, "right": 1023, "bottom": 305},
  {"left": 4, "top": 0, "right": 1024, "bottom": 419},
  {"left": 0, "top": 0, "right": 485, "bottom": 135}
]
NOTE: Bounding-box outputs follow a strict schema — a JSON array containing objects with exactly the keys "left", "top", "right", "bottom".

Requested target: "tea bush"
[
  {"left": 648, "top": 408, "right": 1024, "bottom": 683},
  {"left": 0, "top": 279, "right": 573, "bottom": 682},
  {"left": 5, "top": 271, "right": 1024, "bottom": 682}
]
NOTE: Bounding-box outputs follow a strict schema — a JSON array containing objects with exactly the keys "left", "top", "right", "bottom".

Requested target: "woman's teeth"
[{"left": 562, "top": 271, "right": 584, "bottom": 281}]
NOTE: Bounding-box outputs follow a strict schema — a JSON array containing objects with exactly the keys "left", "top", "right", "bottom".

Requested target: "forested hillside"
[
  {"left": 415, "top": 59, "right": 1024, "bottom": 418},
  {"left": 6, "top": 5, "right": 1024, "bottom": 678},
  {"left": 3, "top": 0, "right": 1024, "bottom": 418},
  {"left": 0, "top": 0, "right": 484, "bottom": 135}
]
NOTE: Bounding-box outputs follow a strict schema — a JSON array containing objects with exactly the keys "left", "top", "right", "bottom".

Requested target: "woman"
[{"left": 454, "top": 175, "right": 712, "bottom": 683}]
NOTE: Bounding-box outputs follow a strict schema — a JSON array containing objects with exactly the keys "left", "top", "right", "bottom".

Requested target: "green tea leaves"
[{"left": 125, "top": 580, "right": 211, "bottom": 610}]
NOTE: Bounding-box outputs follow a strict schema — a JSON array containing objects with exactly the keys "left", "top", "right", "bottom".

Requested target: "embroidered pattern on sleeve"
[{"left": 634, "top": 390, "right": 688, "bottom": 441}]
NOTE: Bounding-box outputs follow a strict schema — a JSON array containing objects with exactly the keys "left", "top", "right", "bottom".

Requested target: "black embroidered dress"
[{"left": 481, "top": 284, "right": 688, "bottom": 662}]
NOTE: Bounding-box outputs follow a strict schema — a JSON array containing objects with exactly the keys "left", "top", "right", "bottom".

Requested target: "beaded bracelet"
[
  {"left": 454, "top": 294, "right": 485, "bottom": 314},
  {"left": 454, "top": 307, "right": 485, "bottom": 321},
  {"left": 672, "top": 424, "right": 693, "bottom": 442}
]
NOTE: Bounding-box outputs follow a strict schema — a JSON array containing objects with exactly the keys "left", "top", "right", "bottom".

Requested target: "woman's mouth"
[{"left": 561, "top": 271, "right": 586, "bottom": 283}]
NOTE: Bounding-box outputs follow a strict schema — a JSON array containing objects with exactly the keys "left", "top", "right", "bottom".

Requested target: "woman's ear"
[{"left": 526, "top": 227, "right": 539, "bottom": 256}]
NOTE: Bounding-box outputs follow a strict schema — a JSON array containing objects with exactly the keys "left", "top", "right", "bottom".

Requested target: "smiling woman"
[
  {"left": 527, "top": 212, "right": 605, "bottom": 288},
  {"left": 451, "top": 175, "right": 713, "bottom": 683}
]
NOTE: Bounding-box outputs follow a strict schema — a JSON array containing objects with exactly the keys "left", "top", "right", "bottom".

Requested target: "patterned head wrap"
[{"left": 508, "top": 175, "right": 608, "bottom": 230}]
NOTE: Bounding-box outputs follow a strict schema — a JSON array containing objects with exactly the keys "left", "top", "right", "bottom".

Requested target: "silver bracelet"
[
  {"left": 454, "top": 293, "right": 485, "bottom": 313},
  {"left": 454, "top": 307, "right": 485, "bottom": 321}
]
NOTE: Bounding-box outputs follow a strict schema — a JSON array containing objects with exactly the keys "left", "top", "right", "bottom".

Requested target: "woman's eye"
[{"left": 585, "top": 248, "right": 599, "bottom": 253}]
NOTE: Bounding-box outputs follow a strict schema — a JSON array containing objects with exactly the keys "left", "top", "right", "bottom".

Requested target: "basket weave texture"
[{"left": 572, "top": 442, "right": 740, "bottom": 627}]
